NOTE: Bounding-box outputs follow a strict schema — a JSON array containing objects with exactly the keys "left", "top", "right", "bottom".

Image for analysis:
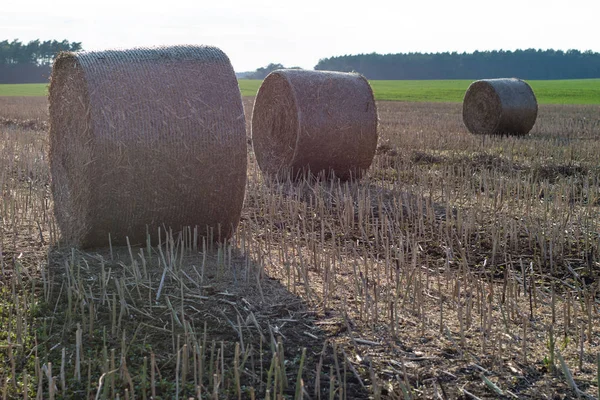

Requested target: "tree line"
[
  {"left": 242, "top": 63, "right": 302, "bottom": 79},
  {"left": 314, "top": 49, "right": 600, "bottom": 80},
  {"left": 0, "top": 39, "right": 82, "bottom": 83}
]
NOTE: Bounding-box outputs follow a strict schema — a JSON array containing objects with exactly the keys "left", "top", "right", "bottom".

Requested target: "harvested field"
[
  {"left": 1, "top": 97, "right": 600, "bottom": 399},
  {"left": 0, "top": 96, "right": 48, "bottom": 123}
]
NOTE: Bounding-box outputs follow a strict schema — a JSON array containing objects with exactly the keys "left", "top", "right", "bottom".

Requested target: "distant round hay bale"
[
  {"left": 251, "top": 69, "right": 378, "bottom": 180},
  {"left": 462, "top": 78, "right": 538, "bottom": 135},
  {"left": 49, "top": 45, "right": 247, "bottom": 248}
]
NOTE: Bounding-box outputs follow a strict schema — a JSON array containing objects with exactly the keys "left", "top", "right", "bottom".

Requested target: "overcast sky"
[{"left": 2, "top": 0, "right": 598, "bottom": 72}]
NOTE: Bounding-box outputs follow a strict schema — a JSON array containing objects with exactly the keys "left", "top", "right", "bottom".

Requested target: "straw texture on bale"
[
  {"left": 49, "top": 45, "right": 247, "bottom": 248},
  {"left": 462, "top": 78, "right": 538, "bottom": 135},
  {"left": 251, "top": 69, "right": 378, "bottom": 180}
]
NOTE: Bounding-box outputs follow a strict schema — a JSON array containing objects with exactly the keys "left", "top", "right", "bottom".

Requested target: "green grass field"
[
  {"left": 368, "top": 79, "right": 600, "bottom": 104},
  {"left": 0, "top": 83, "right": 49, "bottom": 97},
  {"left": 2, "top": 79, "right": 599, "bottom": 104}
]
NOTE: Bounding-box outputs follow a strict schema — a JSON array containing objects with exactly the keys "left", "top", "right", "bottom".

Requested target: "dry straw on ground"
[
  {"left": 49, "top": 45, "right": 247, "bottom": 248},
  {"left": 251, "top": 69, "right": 378, "bottom": 180},
  {"left": 462, "top": 78, "right": 538, "bottom": 135}
]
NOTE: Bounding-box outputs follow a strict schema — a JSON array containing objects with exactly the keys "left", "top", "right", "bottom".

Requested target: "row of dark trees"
[
  {"left": 0, "top": 39, "right": 82, "bottom": 83},
  {"left": 243, "top": 63, "right": 303, "bottom": 79},
  {"left": 314, "top": 49, "right": 600, "bottom": 80}
]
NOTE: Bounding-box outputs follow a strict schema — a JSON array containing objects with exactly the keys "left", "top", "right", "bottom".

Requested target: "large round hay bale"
[
  {"left": 251, "top": 69, "right": 378, "bottom": 180},
  {"left": 49, "top": 45, "right": 247, "bottom": 248},
  {"left": 462, "top": 78, "right": 538, "bottom": 135}
]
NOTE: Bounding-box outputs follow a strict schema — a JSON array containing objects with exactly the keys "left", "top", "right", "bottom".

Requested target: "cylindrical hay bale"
[
  {"left": 49, "top": 45, "right": 247, "bottom": 248},
  {"left": 251, "top": 69, "right": 378, "bottom": 180},
  {"left": 462, "top": 78, "right": 538, "bottom": 135}
]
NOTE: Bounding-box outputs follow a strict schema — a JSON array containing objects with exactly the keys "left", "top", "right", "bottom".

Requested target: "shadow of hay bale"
[
  {"left": 251, "top": 69, "right": 378, "bottom": 181},
  {"left": 45, "top": 236, "right": 371, "bottom": 399},
  {"left": 49, "top": 45, "right": 247, "bottom": 249},
  {"left": 0, "top": 117, "right": 48, "bottom": 131},
  {"left": 462, "top": 78, "right": 538, "bottom": 136}
]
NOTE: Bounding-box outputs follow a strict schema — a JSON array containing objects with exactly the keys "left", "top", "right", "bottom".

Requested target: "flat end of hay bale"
[
  {"left": 462, "top": 78, "right": 538, "bottom": 135},
  {"left": 251, "top": 69, "right": 378, "bottom": 181},
  {"left": 251, "top": 71, "right": 299, "bottom": 176},
  {"left": 49, "top": 45, "right": 247, "bottom": 248},
  {"left": 462, "top": 80, "right": 503, "bottom": 135},
  {"left": 49, "top": 52, "right": 92, "bottom": 247}
]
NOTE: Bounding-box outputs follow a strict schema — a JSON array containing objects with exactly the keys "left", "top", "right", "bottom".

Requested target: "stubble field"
[{"left": 1, "top": 95, "right": 599, "bottom": 399}]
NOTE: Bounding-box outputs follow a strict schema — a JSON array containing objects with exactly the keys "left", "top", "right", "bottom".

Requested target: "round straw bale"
[
  {"left": 49, "top": 45, "right": 247, "bottom": 248},
  {"left": 251, "top": 69, "right": 378, "bottom": 180},
  {"left": 462, "top": 78, "right": 538, "bottom": 135}
]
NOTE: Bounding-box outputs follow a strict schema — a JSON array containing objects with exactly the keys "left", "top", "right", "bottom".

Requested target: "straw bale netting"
[
  {"left": 462, "top": 78, "right": 538, "bottom": 135},
  {"left": 251, "top": 69, "right": 378, "bottom": 180},
  {"left": 49, "top": 45, "right": 247, "bottom": 248}
]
